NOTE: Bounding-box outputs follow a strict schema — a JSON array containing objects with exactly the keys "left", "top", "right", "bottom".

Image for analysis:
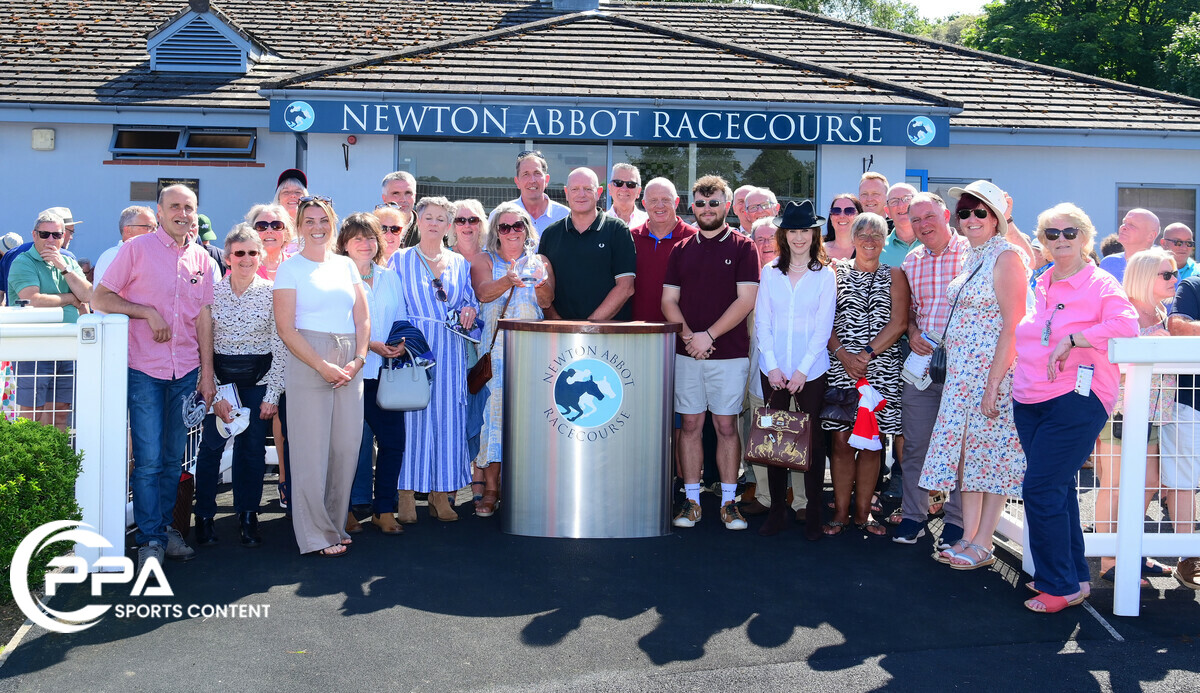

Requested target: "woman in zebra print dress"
[{"left": 824, "top": 213, "right": 910, "bottom": 536}]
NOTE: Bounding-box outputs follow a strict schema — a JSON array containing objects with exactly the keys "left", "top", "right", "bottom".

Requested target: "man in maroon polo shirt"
[
  {"left": 662, "top": 175, "right": 760, "bottom": 530},
  {"left": 630, "top": 177, "right": 696, "bottom": 322}
]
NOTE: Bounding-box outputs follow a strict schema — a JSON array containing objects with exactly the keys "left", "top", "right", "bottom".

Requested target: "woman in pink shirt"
[{"left": 1013, "top": 203, "right": 1138, "bottom": 613}]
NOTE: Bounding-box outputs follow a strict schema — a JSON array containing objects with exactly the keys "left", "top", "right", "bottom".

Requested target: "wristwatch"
[
  {"left": 354, "top": 354, "right": 367, "bottom": 365},
  {"left": 864, "top": 345, "right": 876, "bottom": 359}
]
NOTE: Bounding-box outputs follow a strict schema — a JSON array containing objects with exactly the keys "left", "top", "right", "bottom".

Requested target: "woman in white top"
[
  {"left": 336, "top": 213, "right": 409, "bottom": 535},
  {"left": 754, "top": 199, "right": 838, "bottom": 540},
  {"left": 273, "top": 196, "right": 370, "bottom": 557}
]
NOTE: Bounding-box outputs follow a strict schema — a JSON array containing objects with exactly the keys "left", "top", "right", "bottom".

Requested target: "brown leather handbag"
[
  {"left": 745, "top": 396, "right": 812, "bottom": 472},
  {"left": 467, "top": 287, "right": 514, "bottom": 395}
]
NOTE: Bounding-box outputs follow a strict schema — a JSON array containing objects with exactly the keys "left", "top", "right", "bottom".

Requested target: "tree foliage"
[
  {"left": 1161, "top": 13, "right": 1200, "bottom": 97},
  {"left": 963, "top": 0, "right": 1200, "bottom": 90}
]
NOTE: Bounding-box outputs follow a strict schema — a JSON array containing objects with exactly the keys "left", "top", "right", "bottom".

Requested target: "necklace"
[
  {"left": 1052, "top": 262, "right": 1084, "bottom": 281},
  {"left": 360, "top": 269, "right": 373, "bottom": 281},
  {"left": 416, "top": 245, "right": 444, "bottom": 263}
]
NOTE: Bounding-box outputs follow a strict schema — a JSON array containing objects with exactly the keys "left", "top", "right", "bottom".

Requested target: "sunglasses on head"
[
  {"left": 37, "top": 230, "right": 64, "bottom": 239},
  {"left": 380, "top": 225, "right": 403, "bottom": 235},
  {"left": 497, "top": 221, "right": 527, "bottom": 235},
  {"left": 610, "top": 179, "right": 639, "bottom": 189},
  {"left": 431, "top": 277, "right": 448, "bottom": 302},
  {"left": 957, "top": 208, "right": 989, "bottom": 220},
  {"left": 1159, "top": 270, "right": 1180, "bottom": 280},
  {"left": 517, "top": 149, "right": 543, "bottom": 159},
  {"left": 694, "top": 199, "right": 724, "bottom": 208},
  {"left": 454, "top": 216, "right": 481, "bottom": 226},
  {"left": 829, "top": 206, "right": 857, "bottom": 216},
  {"left": 299, "top": 195, "right": 333, "bottom": 205},
  {"left": 231, "top": 249, "right": 260, "bottom": 258},
  {"left": 254, "top": 220, "right": 286, "bottom": 232},
  {"left": 375, "top": 202, "right": 401, "bottom": 210},
  {"left": 1043, "top": 227, "right": 1079, "bottom": 241}
]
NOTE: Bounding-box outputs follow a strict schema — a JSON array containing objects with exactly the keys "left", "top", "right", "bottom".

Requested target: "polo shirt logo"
[
  {"left": 725, "top": 259, "right": 732, "bottom": 265},
  {"left": 598, "top": 243, "right": 606, "bottom": 248}
]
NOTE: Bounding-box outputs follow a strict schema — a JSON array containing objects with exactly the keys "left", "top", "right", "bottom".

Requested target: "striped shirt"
[{"left": 902, "top": 233, "right": 969, "bottom": 340}]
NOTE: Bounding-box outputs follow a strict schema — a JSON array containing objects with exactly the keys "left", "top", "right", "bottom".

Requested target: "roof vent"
[
  {"left": 148, "top": 4, "right": 268, "bottom": 73},
  {"left": 552, "top": 0, "right": 600, "bottom": 11}
]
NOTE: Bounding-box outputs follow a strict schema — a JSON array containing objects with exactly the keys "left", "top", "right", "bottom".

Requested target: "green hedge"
[{"left": 0, "top": 418, "right": 83, "bottom": 604}]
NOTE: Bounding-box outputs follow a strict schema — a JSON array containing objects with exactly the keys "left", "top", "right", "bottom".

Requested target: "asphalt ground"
[{"left": 2, "top": 487, "right": 1199, "bottom": 692}]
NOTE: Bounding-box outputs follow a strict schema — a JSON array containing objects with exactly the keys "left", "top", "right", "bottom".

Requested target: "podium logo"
[
  {"left": 11, "top": 521, "right": 172, "bottom": 634},
  {"left": 553, "top": 358, "right": 623, "bottom": 427}
]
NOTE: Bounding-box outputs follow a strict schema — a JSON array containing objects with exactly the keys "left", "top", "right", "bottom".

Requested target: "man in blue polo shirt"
[
  {"left": 1161, "top": 223, "right": 1196, "bottom": 281},
  {"left": 662, "top": 174, "right": 760, "bottom": 531},
  {"left": 538, "top": 167, "right": 636, "bottom": 320}
]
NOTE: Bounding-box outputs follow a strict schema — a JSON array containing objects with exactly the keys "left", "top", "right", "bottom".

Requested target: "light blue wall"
[
  {"left": 304, "top": 132, "right": 400, "bottom": 220},
  {"left": 1, "top": 121, "right": 295, "bottom": 265},
  {"left": 906, "top": 142, "right": 1200, "bottom": 237},
  {"left": 818, "top": 144, "right": 906, "bottom": 208}
]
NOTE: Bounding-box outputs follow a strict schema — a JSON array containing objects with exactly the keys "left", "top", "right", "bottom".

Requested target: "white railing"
[
  {"left": 999, "top": 336, "right": 1200, "bottom": 617},
  {"left": 0, "top": 308, "right": 129, "bottom": 570}
]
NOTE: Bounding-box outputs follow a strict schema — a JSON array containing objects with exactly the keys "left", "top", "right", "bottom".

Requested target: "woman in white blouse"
[
  {"left": 194, "top": 224, "right": 285, "bottom": 548},
  {"left": 754, "top": 200, "right": 837, "bottom": 541},
  {"left": 273, "top": 197, "right": 370, "bottom": 557},
  {"left": 336, "top": 213, "right": 408, "bottom": 535}
]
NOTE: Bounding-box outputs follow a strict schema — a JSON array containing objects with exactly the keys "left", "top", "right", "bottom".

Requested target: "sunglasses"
[
  {"left": 254, "top": 220, "right": 286, "bottom": 232},
  {"left": 957, "top": 209, "right": 989, "bottom": 220},
  {"left": 830, "top": 206, "right": 857, "bottom": 216},
  {"left": 694, "top": 199, "right": 724, "bottom": 208},
  {"left": 299, "top": 195, "right": 333, "bottom": 205},
  {"left": 1043, "top": 227, "right": 1079, "bottom": 241},
  {"left": 431, "top": 277, "right": 448, "bottom": 302},
  {"left": 231, "top": 249, "right": 260, "bottom": 258},
  {"left": 610, "top": 179, "right": 639, "bottom": 189},
  {"left": 454, "top": 216, "right": 481, "bottom": 226},
  {"left": 37, "top": 230, "right": 64, "bottom": 239},
  {"left": 380, "top": 225, "right": 403, "bottom": 235},
  {"left": 1164, "top": 238, "right": 1197, "bottom": 248},
  {"left": 1159, "top": 270, "right": 1180, "bottom": 280},
  {"left": 497, "top": 221, "right": 527, "bottom": 235},
  {"left": 375, "top": 202, "right": 401, "bottom": 210}
]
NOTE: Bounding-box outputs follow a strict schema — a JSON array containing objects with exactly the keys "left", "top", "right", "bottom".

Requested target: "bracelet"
[
  {"left": 1069, "top": 333, "right": 1077, "bottom": 348},
  {"left": 705, "top": 329, "right": 714, "bottom": 341},
  {"left": 834, "top": 345, "right": 845, "bottom": 356},
  {"left": 354, "top": 354, "right": 366, "bottom": 364}
]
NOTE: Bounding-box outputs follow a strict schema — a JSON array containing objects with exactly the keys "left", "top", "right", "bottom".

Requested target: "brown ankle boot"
[
  {"left": 397, "top": 490, "right": 418, "bottom": 524},
  {"left": 428, "top": 492, "right": 459, "bottom": 522},
  {"left": 372, "top": 512, "right": 404, "bottom": 535},
  {"left": 346, "top": 511, "right": 363, "bottom": 534}
]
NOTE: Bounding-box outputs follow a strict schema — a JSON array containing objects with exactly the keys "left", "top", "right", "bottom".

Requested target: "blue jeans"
[
  {"left": 1014, "top": 392, "right": 1108, "bottom": 597},
  {"left": 128, "top": 367, "right": 197, "bottom": 547},
  {"left": 360, "top": 378, "right": 405, "bottom": 514},
  {"left": 351, "top": 420, "right": 374, "bottom": 507},
  {"left": 194, "top": 383, "right": 269, "bottom": 517}
]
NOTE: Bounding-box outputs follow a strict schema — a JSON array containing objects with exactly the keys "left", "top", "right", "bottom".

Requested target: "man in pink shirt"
[
  {"left": 895, "top": 193, "right": 968, "bottom": 548},
  {"left": 93, "top": 184, "right": 216, "bottom": 571}
]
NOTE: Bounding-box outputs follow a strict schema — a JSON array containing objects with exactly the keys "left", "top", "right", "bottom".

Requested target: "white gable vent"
[{"left": 148, "top": 3, "right": 268, "bottom": 74}]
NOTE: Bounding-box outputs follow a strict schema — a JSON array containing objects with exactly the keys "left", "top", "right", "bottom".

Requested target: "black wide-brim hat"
[{"left": 774, "top": 199, "right": 825, "bottom": 230}]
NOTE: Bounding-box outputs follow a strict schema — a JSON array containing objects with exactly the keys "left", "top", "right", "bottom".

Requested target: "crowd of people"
[{"left": 2, "top": 151, "right": 1199, "bottom": 613}]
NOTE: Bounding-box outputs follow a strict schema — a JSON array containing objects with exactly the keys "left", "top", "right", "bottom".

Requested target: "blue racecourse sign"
[{"left": 270, "top": 99, "right": 949, "bottom": 147}]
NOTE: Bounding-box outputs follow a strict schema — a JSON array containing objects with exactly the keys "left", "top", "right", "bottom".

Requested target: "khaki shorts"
[
  {"left": 1160, "top": 403, "right": 1200, "bottom": 489},
  {"left": 674, "top": 355, "right": 749, "bottom": 416}
]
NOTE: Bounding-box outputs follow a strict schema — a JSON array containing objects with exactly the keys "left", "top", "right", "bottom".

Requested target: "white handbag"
[{"left": 376, "top": 356, "right": 431, "bottom": 411}]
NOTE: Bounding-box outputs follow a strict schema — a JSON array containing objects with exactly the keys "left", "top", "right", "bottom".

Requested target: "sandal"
[
  {"left": 822, "top": 520, "right": 847, "bottom": 536},
  {"left": 278, "top": 481, "right": 289, "bottom": 510},
  {"left": 928, "top": 490, "right": 947, "bottom": 517},
  {"left": 1142, "top": 559, "right": 1174, "bottom": 577},
  {"left": 950, "top": 543, "right": 996, "bottom": 570},
  {"left": 935, "top": 539, "right": 970, "bottom": 565},
  {"left": 1026, "top": 581, "right": 1091, "bottom": 601},
  {"left": 1099, "top": 567, "right": 1150, "bottom": 587},
  {"left": 1024, "top": 592, "right": 1083, "bottom": 613},
  {"left": 885, "top": 507, "right": 904, "bottom": 526},
  {"left": 317, "top": 544, "right": 347, "bottom": 557},
  {"left": 870, "top": 494, "right": 883, "bottom": 515},
  {"left": 857, "top": 519, "right": 887, "bottom": 537},
  {"left": 470, "top": 481, "right": 486, "bottom": 508}
]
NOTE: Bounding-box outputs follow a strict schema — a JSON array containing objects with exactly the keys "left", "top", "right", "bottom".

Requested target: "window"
[
  {"left": 110, "top": 126, "right": 256, "bottom": 160},
  {"left": 1118, "top": 185, "right": 1197, "bottom": 233},
  {"left": 396, "top": 140, "right": 523, "bottom": 210}
]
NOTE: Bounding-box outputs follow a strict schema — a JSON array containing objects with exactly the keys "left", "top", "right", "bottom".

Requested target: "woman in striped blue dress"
[{"left": 395, "top": 196, "right": 479, "bottom": 522}]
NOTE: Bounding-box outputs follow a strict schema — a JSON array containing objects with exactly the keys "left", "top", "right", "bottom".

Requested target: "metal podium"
[{"left": 498, "top": 320, "right": 678, "bottom": 538}]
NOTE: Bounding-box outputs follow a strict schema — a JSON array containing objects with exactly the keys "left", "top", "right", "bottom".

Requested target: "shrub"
[{"left": 0, "top": 418, "right": 83, "bottom": 604}]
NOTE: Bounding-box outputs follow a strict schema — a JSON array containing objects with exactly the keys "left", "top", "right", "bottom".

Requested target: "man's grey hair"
[
  {"left": 751, "top": 187, "right": 778, "bottom": 206},
  {"left": 381, "top": 170, "right": 416, "bottom": 190},
  {"left": 909, "top": 192, "right": 946, "bottom": 210},
  {"left": 516, "top": 150, "right": 549, "bottom": 176},
  {"left": 33, "top": 211, "right": 65, "bottom": 234},
  {"left": 119, "top": 205, "right": 154, "bottom": 234},
  {"left": 611, "top": 163, "right": 641, "bottom": 186}
]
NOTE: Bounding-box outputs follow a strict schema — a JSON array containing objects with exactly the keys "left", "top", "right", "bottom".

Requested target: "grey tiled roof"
[
  {"left": 267, "top": 13, "right": 952, "bottom": 108},
  {"left": 2, "top": 0, "right": 1199, "bottom": 132}
]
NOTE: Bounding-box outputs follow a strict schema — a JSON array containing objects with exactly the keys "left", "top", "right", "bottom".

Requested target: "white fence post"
[
  {"left": 71, "top": 314, "right": 128, "bottom": 570},
  {"left": 1113, "top": 361, "right": 1152, "bottom": 617}
]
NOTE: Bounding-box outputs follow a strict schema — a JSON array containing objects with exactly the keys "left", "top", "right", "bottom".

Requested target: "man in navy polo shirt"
[
  {"left": 662, "top": 175, "right": 760, "bottom": 530},
  {"left": 538, "top": 167, "right": 636, "bottom": 320}
]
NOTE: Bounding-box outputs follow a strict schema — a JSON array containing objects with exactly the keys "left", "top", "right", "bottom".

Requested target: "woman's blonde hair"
[
  {"left": 1124, "top": 246, "right": 1176, "bottom": 320},
  {"left": 448, "top": 199, "right": 487, "bottom": 250},
  {"left": 1035, "top": 203, "right": 1096, "bottom": 262}
]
